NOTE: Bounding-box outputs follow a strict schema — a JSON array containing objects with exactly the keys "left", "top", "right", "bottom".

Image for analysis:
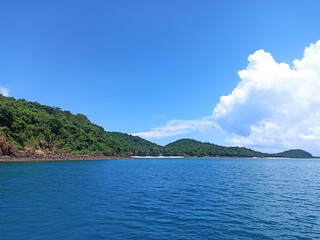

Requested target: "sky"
[{"left": 1, "top": 0, "right": 320, "bottom": 155}]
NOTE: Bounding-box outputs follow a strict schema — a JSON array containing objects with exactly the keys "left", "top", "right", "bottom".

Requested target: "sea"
[{"left": 0, "top": 158, "right": 319, "bottom": 239}]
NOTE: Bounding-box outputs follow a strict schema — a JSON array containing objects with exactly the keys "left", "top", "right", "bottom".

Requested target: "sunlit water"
[{"left": 1, "top": 158, "right": 320, "bottom": 239}]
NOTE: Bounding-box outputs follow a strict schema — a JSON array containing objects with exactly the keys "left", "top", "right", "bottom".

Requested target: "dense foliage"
[
  {"left": 0, "top": 95, "right": 127, "bottom": 155},
  {"left": 0, "top": 95, "right": 313, "bottom": 158},
  {"left": 163, "top": 139, "right": 313, "bottom": 158},
  {"left": 270, "top": 149, "right": 313, "bottom": 158},
  {"left": 108, "top": 132, "right": 162, "bottom": 156},
  {"left": 164, "top": 139, "right": 266, "bottom": 157}
]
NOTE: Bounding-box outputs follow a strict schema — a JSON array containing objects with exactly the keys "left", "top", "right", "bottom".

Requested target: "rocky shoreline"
[
  {"left": 0, "top": 139, "right": 130, "bottom": 162},
  {"left": 0, "top": 153, "right": 130, "bottom": 162}
]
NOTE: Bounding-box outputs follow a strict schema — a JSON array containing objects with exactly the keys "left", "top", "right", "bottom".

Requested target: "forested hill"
[
  {"left": 0, "top": 95, "right": 128, "bottom": 155},
  {"left": 0, "top": 95, "right": 314, "bottom": 158},
  {"left": 269, "top": 149, "right": 313, "bottom": 158},
  {"left": 108, "top": 132, "right": 162, "bottom": 156},
  {"left": 164, "top": 139, "right": 266, "bottom": 157},
  {"left": 163, "top": 139, "right": 313, "bottom": 158}
]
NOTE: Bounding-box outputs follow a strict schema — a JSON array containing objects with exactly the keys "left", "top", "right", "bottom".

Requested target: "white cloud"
[
  {"left": 132, "top": 118, "right": 214, "bottom": 139},
  {"left": 214, "top": 40, "right": 320, "bottom": 152},
  {"left": 132, "top": 40, "right": 320, "bottom": 154},
  {"left": 0, "top": 87, "right": 9, "bottom": 97}
]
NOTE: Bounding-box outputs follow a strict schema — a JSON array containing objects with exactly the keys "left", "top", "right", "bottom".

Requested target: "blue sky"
[{"left": 1, "top": 1, "right": 320, "bottom": 154}]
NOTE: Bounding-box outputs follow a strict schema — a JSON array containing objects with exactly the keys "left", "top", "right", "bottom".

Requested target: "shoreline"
[
  {"left": 0, "top": 155, "right": 316, "bottom": 163},
  {"left": 0, "top": 154, "right": 130, "bottom": 162}
]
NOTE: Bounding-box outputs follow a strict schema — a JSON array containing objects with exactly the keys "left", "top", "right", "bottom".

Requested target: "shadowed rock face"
[
  {"left": 0, "top": 139, "right": 10, "bottom": 155},
  {"left": 9, "top": 145, "right": 20, "bottom": 157},
  {"left": 0, "top": 139, "right": 40, "bottom": 157},
  {"left": 0, "top": 137, "right": 130, "bottom": 161}
]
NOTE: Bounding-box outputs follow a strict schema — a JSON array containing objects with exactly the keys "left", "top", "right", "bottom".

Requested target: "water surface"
[{"left": 1, "top": 158, "right": 320, "bottom": 239}]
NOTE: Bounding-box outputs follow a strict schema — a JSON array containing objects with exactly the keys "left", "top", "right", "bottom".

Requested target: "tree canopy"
[{"left": 0, "top": 95, "right": 313, "bottom": 158}]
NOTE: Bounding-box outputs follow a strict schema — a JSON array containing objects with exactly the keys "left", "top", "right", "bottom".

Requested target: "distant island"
[{"left": 0, "top": 95, "right": 314, "bottom": 161}]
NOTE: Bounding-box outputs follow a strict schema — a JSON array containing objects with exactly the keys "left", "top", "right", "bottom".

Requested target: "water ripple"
[{"left": 1, "top": 158, "right": 320, "bottom": 239}]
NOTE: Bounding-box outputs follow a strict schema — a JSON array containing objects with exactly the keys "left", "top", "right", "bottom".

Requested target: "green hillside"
[
  {"left": 0, "top": 95, "right": 314, "bottom": 158},
  {"left": 163, "top": 139, "right": 314, "bottom": 158},
  {"left": 108, "top": 132, "right": 162, "bottom": 156},
  {"left": 0, "top": 95, "right": 128, "bottom": 155},
  {"left": 0, "top": 95, "right": 169, "bottom": 156},
  {"left": 270, "top": 149, "right": 313, "bottom": 158},
  {"left": 164, "top": 139, "right": 266, "bottom": 157}
]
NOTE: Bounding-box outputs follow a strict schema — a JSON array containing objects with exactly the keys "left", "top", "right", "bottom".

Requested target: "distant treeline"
[
  {"left": 0, "top": 95, "right": 313, "bottom": 158},
  {"left": 163, "top": 139, "right": 312, "bottom": 158}
]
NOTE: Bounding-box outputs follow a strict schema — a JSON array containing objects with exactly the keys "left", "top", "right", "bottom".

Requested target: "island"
[{"left": 0, "top": 95, "right": 314, "bottom": 161}]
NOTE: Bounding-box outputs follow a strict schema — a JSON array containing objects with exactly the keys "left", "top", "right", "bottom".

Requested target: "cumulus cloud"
[
  {"left": 132, "top": 40, "right": 320, "bottom": 153},
  {"left": 0, "top": 87, "right": 9, "bottom": 97},
  {"left": 214, "top": 40, "right": 320, "bottom": 151},
  {"left": 132, "top": 118, "right": 214, "bottom": 139}
]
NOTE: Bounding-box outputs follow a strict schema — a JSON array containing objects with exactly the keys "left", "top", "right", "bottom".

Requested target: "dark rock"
[
  {"left": 0, "top": 140, "right": 10, "bottom": 155},
  {"left": 9, "top": 146, "right": 21, "bottom": 157},
  {"left": 38, "top": 140, "right": 49, "bottom": 149}
]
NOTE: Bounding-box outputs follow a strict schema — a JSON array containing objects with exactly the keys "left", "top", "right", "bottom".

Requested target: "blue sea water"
[{"left": 0, "top": 158, "right": 320, "bottom": 240}]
